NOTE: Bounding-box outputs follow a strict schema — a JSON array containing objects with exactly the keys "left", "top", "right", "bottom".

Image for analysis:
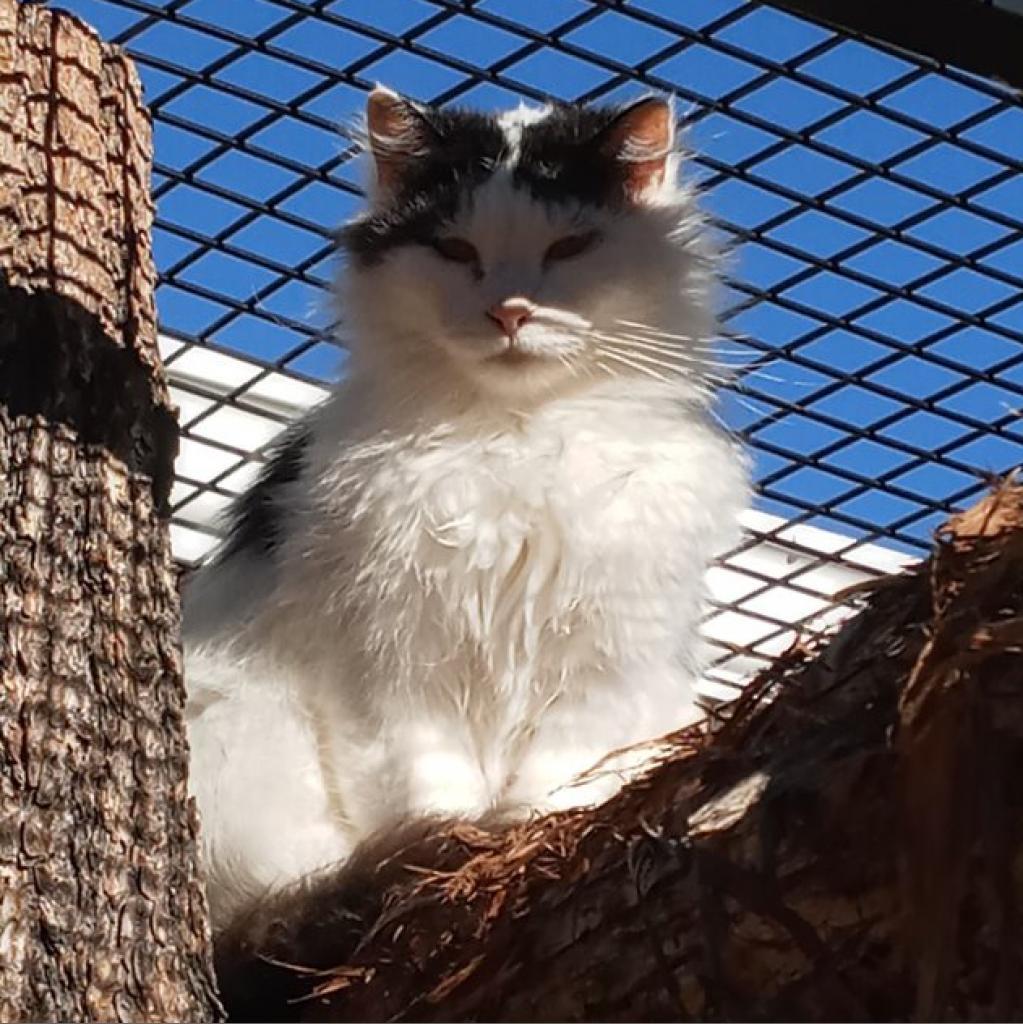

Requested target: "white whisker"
[
  {"left": 596, "top": 338, "right": 746, "bottom": 385},
  {"left": 616, "top": 320, "right": 758, "bottom": 351},
  {"left": 594, "top": 332, "right": 697, "bottom": 357},
  {"left": 597, "top": 348, "right": 672, "bottom": 384},
  {"left": 592, "top": 333, "right": 713, "bottom": 367},
  {"left": 591, "top": 322, "right": 800, "bottom": 403},
  {"left": 721, "top": 388, "right": 770, "bottom": 418},
  {"left": 609, "top": 323, "right": 762, "bottom": 359},
  {"left": 614, "top": 321, "right": 701, "bottom": 344},
  {"left": 595, "top": 341, "right": 693, "bottom": 378},
  {"left": 593, "top": 335, "right": 692, "bottom": 362}
]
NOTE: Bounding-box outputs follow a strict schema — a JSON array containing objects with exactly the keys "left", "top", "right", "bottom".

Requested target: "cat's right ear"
[{"left": 365, "top": 86, "right": 434, "bottom": 200}]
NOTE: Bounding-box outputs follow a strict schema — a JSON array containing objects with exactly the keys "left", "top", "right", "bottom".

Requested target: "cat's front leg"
[
  {"left": 500, "top": 744, "right": 629, "bottom": 817},
  {"left": 499, "top": 662, "right": 701, "bottom": 817},
  {"left": 370, "top": 717, "right": 495, "bottom": 826}
]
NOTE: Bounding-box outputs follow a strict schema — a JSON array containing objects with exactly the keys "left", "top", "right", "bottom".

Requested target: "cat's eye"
[
  {"left": 544, "top": 231, "right": 601, "bottom": 265},
  {"left": 432, "top": 237, "right": 480, "bottom": 265}
]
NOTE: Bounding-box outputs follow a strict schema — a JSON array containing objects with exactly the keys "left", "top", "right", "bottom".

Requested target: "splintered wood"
[
  {"left": 218, "top": 484, "right": 1023, "bottom": 1023},
  {"left": 0, "top": 2, "right": 218, "bottom": 1021}
]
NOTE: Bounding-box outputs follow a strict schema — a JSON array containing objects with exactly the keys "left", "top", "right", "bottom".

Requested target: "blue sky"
[{"left": 52, "top": 0, "right": 1023, "bottom": 555}]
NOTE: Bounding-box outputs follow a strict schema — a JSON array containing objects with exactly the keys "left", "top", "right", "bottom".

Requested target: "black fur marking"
[
  {"left": 515, "top": 103, "right": 628, "bottom": 208},
  {"left": 216, "top": 423, "right": 310, "bottom": 563},
  {"left": 338, "top": 98, "right": 659, "bottom": 267},
  {"left": 341, "top": 106, "right": 506, "bottom": 266},
  {"left": 213, "top": 818, "right": 467, "bottom": 1022}
]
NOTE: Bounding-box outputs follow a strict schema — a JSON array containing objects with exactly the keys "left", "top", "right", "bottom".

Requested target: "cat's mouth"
[
  {"left": 477, "top": 322, "right": 587, "bottom": 371},
  {"left": 488, "top": 346, "right": 538, "bottom": 367}
]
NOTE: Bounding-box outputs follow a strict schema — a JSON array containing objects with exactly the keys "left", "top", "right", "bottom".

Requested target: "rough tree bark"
[
  {"left": 0, "top": 2, "right": 219, "bottom": 1020},
  {"left": 219, "top": 481, "right": 1023, "bottom": 1023}
]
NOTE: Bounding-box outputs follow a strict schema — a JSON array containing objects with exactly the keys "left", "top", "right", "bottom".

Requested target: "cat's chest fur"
[{"left": 295, "top": 392, "right": 738, "bottom": 696}]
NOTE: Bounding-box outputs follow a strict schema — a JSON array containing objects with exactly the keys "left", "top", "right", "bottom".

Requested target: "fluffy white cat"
[{"left": 183, "top": 87, "right": 750, "bottom": 929}]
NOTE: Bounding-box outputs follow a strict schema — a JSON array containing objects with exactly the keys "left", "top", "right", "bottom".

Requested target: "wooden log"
[
  {"left": 217, "top": 481, "right": 1023, "bottom": 1023},
  {"left": 0, "top": 2, "right": 220, "bottom": 1020}
]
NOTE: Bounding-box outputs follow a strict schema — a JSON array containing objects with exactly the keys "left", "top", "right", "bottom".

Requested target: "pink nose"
[{"left": 487, "top": 298, "right": 535, "bottom": 338}]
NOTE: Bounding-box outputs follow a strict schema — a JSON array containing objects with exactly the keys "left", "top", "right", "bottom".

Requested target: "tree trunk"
[
  {"left": 218, "top": 482, "right": 1023, "bottom": 1023},
  {"left": 0, "top": 2, "right": 220, "bottom": 1020}
]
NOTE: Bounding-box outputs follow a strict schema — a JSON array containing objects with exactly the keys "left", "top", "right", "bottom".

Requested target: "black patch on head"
[
  {"left": 215, "top": 423, "right": 310, "bottom": 563},
  {"left": 339, "top": 97, "right": 665, "bottom": 267},
  {"left": 514, "top": 103, "right": 628, "bottom": 208},
  {"left": 340, "top": 106, "right": 506, "bottom": 266}
]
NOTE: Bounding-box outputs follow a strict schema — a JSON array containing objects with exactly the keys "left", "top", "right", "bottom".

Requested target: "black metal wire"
[{"left": 72, "top": 0, "right": 1023, "bottom": 685}]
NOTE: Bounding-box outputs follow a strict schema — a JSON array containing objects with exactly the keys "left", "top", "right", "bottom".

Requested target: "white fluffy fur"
[{"left": 184, "top": 97, "right": 750, "bottom": 929}]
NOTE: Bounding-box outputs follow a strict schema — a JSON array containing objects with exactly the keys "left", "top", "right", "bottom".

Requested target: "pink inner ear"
[
  {"left": 366, "top": 90, "right": 423, "bottom": 195},
  {"left": 602, "top": 99, "right": 673, "bottom": 200}
]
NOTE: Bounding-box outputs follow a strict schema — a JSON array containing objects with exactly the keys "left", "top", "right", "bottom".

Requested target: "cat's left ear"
[
  {"left": 597, "top": 96, "right": 675, "bottom": 202},
  {"left": 365, "top": 86, "right": 436, "bottom": 199}
]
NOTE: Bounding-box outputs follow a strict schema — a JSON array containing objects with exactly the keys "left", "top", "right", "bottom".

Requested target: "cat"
[{"left": 183, "top": 86, "right": 750, "bottom": 931}]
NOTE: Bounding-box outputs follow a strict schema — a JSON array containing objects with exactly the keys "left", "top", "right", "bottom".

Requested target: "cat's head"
[{"left": 338, "top": 87, "right": 714, "bottom": 401}]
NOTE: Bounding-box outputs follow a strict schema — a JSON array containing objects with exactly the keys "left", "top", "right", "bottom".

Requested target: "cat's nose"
[{"left": 487, "top": 298, "right": 535, "bottom": 339}]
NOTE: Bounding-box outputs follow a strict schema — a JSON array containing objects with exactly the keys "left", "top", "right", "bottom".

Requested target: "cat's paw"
[
  {"left": 405, "top": 749, "right": 492, "bottom": 819},
  {"left": 497, "top": 765, "right": 628, "bottom": 820}
]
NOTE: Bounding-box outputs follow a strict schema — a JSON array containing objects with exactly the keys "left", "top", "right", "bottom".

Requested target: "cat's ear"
[
  {"left": 597, "top": 96, "right": 674, "bottom": 202},
  {"left": 365, "top": 86, "right": 435, "bottom": 199}
]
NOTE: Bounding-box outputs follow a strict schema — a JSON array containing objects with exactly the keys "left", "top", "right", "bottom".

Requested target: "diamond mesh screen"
[{"left": 46, "top": 0, "right": 1023, "bottom": 693}]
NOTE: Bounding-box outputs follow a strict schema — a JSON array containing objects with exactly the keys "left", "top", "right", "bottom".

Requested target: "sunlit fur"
[{"left": 184, "top": 93, "right": 750, "bottom": 929}]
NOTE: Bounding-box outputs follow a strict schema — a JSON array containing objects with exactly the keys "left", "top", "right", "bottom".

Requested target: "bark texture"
[
  {"left": 218, "top": 482, "right": 1023, "bottom": 1023},
  {"left": 0, "top": 3, "right": 220, "bottom": 1020}
]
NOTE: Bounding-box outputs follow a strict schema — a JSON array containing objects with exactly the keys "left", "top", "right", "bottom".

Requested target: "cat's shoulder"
[{"left": 216, "top": 422, "right": 312, "bottom": 563}]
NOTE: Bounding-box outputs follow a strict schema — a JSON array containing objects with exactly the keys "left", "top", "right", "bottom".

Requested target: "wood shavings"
[{"left": 218, "top": 483, "right": 1023, "bottom": 1024}]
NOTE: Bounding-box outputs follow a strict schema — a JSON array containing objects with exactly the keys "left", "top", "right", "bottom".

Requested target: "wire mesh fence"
[{"left": 46, "top": 0, "right": 1023, "bottom": 693}]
